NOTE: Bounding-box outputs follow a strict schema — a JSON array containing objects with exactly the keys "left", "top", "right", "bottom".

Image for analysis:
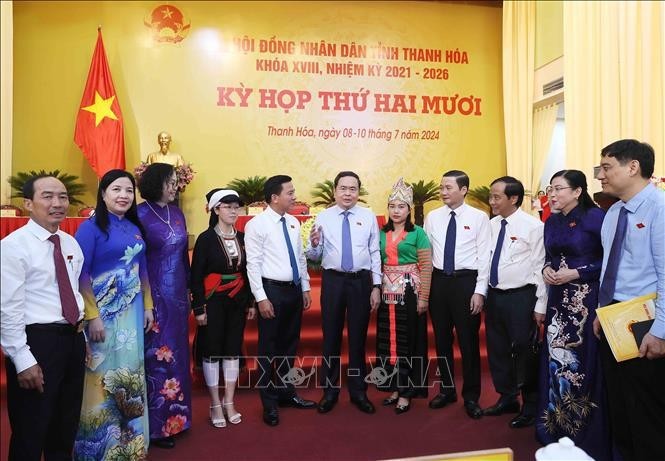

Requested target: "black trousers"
[
  {"left": 599, "top": 334, "right": 665, "bottom": 461},
  {"left": 256, "top": 282, "right": 303, "bottom": 409},
  {"left": 6, "top": 324, "right": 85, "bottom": 461},
  {"left": 320, "top": 269, "right": 372, "bottom": 399},
  {"left": 485, "top": 285, "right": 538, "bottom": 414},
  {"left": 429, "top": 270, "right": 481, "bottom": 401}
]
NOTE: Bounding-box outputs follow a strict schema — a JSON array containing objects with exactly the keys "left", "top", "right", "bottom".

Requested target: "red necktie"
[{"left": 48, "top": 234, "right": 79, "bottom": 325}]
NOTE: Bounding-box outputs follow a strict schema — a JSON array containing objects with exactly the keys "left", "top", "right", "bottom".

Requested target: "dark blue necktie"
[
  {"left": 598, "top": 206, "right": 628, "bottom": 306},
  {"left": 443, "top": 210, "right": 456, "bottom": 274},
  {"left": 341, "top": 211, "right": 354, "bottom": 271},
  {"left": 489, "top": 219, "right": 507, "bottom": 287},
  {"left": 281, "top": 217, "right": 300, "bottom": 284}
]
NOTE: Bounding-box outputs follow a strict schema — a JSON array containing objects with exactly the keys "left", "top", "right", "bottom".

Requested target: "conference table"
[{"left": 0, "top": 214, "right": 387, "bottom": 239}]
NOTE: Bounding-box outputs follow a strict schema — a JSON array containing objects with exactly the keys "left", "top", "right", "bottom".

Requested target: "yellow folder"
[{"left": 596, "top": 293, "right": 657, "bottom": 362}]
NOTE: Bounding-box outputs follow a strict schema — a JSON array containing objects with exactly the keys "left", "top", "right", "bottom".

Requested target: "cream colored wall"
[{"left": 535, "top": 0, "right": 563, "bottom": 68}]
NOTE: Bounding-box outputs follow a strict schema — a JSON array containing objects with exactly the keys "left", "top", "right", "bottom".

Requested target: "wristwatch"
[{"left": 373, "top": 284, "right": 381, "bottom": 289}]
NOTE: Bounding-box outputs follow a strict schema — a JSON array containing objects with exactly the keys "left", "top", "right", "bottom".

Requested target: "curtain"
[
  {"left": 1, "top": 1, "right": 12, "bottom": 204},
  {"left": 564, "top": 1, "right": 665, "bottom": 188},
  {"left": 532, "top": 103, "right": 559, "bottom": 194},
  {"left": 503, "top": 1, "right": 535, "bottom": 210}
]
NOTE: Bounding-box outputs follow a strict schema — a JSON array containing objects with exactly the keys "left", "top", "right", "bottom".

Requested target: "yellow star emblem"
[
  {"left": 162, "top": 7, "right": 173, "bottom": 19},
  {"left": 81, "top": 91, "right": 118, "bottom": 127}
]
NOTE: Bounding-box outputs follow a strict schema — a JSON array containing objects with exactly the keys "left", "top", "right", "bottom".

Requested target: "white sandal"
[
  {"left": 223, "top": 400, "right": 242, "bottom": 425},
  {"left": 209, "top": 404, "right": 226, "bottom": 428}
]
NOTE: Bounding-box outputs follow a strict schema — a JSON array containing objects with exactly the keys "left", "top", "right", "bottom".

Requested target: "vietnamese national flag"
[{"left": 74, "top": 28, "right": 125, "bottom": 178}]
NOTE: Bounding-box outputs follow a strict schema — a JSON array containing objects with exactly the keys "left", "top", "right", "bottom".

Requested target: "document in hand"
[{"left": 596, "top": 293, "right": 656, "bottom": 362}]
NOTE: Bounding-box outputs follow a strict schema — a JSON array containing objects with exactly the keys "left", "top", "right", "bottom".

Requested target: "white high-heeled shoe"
[
  {"left": 223, "top": 400, "right": 242, "bottom": 425},
  {"left": 209, "top": 404, "right": 226, "bottom": 428}
]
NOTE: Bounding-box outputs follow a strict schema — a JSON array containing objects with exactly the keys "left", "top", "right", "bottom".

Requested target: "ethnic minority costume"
[
  {"left": 375, "top": 178, "right": 433, "bottom": 398},
  {"left": 190, "top": 227, "right": 251, "bottom": 363},
  {"left": 74, "top": 215, "right": 153, "bottom": 461}
]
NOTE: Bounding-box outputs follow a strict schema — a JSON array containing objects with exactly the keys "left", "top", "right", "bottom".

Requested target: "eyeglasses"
[{"left": 546, "top": 186, "right": 573, "bottom": 195}]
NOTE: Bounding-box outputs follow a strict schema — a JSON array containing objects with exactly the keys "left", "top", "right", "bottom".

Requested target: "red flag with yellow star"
[{"left": 74, "top": 29, "right": 125, "bottom": 178}]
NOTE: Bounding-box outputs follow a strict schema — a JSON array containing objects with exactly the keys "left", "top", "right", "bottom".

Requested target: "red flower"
[
  {"left": 160, "top": 378, "right": 181, "bottom": 400},
  {"left": 162, "top": 414, "right": 187, "bottom": 436},
  {"left": 156, "top": 345, "right": 174, "bottom": 362}
]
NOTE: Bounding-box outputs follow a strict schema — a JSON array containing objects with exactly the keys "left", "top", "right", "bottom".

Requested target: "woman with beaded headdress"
[
  {"left": 190, "top": 189, "right": 256, "bottom": 428},
  {"left": 375, "top": 178, "right": 433, "bottom": 414}
]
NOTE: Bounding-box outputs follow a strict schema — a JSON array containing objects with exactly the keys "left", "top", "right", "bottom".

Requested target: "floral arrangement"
[
  {"left": 134, "top": 162, "right": 196, "bottom": 193},
  {"left": 651, "top": 175, "right": 665, "bottom": 192}
]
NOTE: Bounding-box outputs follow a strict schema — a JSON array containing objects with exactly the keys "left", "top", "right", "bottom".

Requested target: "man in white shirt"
[
  {"left": 1, "top": 175, "right": 86, "bottom": 460},
  {"left": 483, "top": 176, "right": 546, "bottom": 429},
  {"left": 245, "top": 175, "right": 315, "bottom": 427},
  {"left": 307, "top": 171, "right": 382, "bottom": 414},
  {"left": 424, "top": 170, "right": 491, "bottom": 419}
]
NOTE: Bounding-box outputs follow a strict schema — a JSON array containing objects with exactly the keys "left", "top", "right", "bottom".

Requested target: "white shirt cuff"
[
  {"left": 253, "top": 288, "right": 267, "bottom": 303},
  {"left": 12, "top": 346, "right": 38, "bottom": 374},
  {"left": 301, "top": 279, "right": 311, "bottom": 292}
]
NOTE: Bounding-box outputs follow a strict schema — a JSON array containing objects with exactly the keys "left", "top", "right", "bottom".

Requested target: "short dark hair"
[
  {"left": 94, "top": 169, "right": 145, "bottom": 239},
  {"left": 491, "top": 176, "right": 524, "bottom": 207},
  {"left": 601, "top": 139, "right": 655, "bottom": 179},
  {"left": 442, "top": 170, "right": 470, "bottom": 193},
  {"left": 138, "top": 163, "right": 175, "bottom": 202},
  {"left": 334, "top": 171, "right": 361, "bottom": 189},
  {"left": 22, "top": 174, "right": 56, "bottom": 200},
  {"left": 263, "top": 175, "right": 292, "bottom": 203},
  {"left": 550, "top": 169, "right": 598, "bottom": 211}
]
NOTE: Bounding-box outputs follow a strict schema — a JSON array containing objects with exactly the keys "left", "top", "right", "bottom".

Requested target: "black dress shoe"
[
  {"left": 464, "top": 400, "right": 483, "bottom": 419},
  {"left": 395, "top": 399, "right": 410, "bottom": 415},
  {"left": 262, "top": 407, "right": 279, "bottom": 426},
  {"left": 428, "top": 393, "right": 458, "bottom": 409},
  {"left": 317, "top": 396, "right": 338, "bottom": 414},
  {"left": 350, "top": 396, "right": 376, "bottom": 414},
  {"left": 151, "top": 436, "right": 175, "bottom": 449},
  {"left": 279, "top": 395, "right": 317, "bottom": 409},
  {"left": 509, "top": 412, "right": 535, "bottom": 428},
  {"left": 483, "top": 398, "right": 520, "bottom": 416},
  {"left": 382, "top": 396, "right": 398, "bottom": 406}
]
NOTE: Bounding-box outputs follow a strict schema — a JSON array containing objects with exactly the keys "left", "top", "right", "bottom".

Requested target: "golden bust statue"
[{"left": 146, "top": 131, "right": 185, "bottom": 167}]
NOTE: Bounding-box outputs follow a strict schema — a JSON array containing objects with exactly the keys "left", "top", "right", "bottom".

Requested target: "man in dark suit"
[{"left": 307, "top": 171, "right": 382, "bottom": 414}]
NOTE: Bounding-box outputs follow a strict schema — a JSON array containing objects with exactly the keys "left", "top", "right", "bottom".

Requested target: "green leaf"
[
  {"left": 310, "top": 179, "right": 368, "bottom": 207},
  {"left": 7, "top": 169, "right": 86, "bottom": 206},
  {"left": 226, "top": 175, "right": 268, "bottom": 205}
]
